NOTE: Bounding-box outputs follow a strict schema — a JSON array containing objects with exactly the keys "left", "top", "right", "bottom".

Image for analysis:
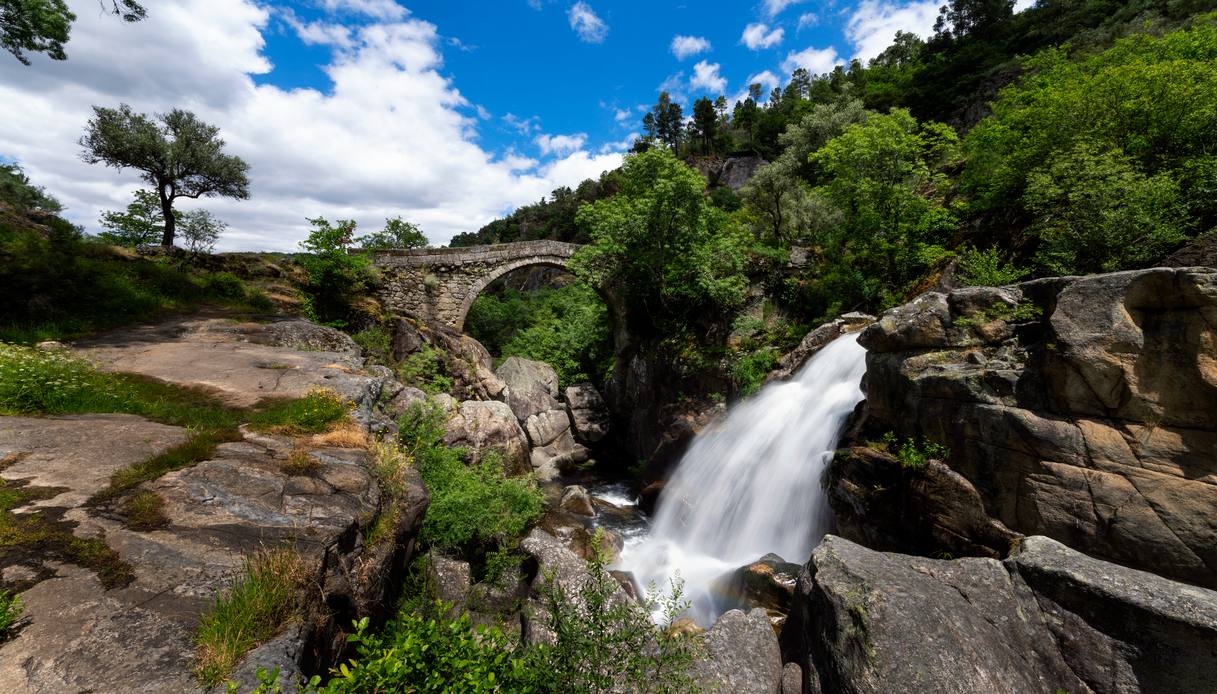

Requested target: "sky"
[{"left": 0, "top": 0, "right": 1027, "bottom": 251}]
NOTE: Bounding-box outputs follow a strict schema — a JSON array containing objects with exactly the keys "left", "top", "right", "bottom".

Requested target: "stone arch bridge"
[{"left": 371, "top": 240, "right": 584, "bottom": 330}]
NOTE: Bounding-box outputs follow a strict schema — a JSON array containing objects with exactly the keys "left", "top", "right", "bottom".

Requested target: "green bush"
[
  {"left": 879, "top": 432, "right": 950, "bottom": 469},
  {"left": 732, "top": 348, "right": 779, "bottom": 397},
  {"left": 296, "top": 217, "right": 373, "bottom": 327},
  {"left": 350, "top": 323, "right": 392, "bottom": 366},
  {"left": 249, "top": 388, "right": 352, "bottom": 435},
  {"left": 956, "top": 245, "right": 1028, "bottom": 287},
  {"left": 397, "top": 402, "right": 544, "bottom": 560},
  {"left": 316, "top": 611, "right": 538, "bottom": 693},
  {"left": 202, "top": 271, "right": 247, "bottom": 300},
  {"left": 396, "top": 345, "right": 452, "bottom": 395}
]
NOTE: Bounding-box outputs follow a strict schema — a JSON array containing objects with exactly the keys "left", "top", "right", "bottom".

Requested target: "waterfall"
[{"left": 617, "top": 332, "right": 868, "bottom": 624}]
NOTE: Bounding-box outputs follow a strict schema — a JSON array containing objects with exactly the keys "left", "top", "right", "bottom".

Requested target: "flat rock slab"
[
  {"left": 0, "top": 422, "right": 380, "bottom": 693},
  {"left": 0, "top": 414, "right": 190, "bottom": 509},
  {"left": 78, "top": 316, "right": 372, "bottom": 408}
]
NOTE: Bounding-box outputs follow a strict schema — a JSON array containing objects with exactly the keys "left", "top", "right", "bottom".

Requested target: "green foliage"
[
  {"left": 397, "top": 402, "right": 544, "bottom": 558},
  {"left": 80, "top": 104, "right": 249, "bottom": 247},
  {"left": 122, "top": 490, "right": 168, "bottom": 530},
  {"left": 356, "top": 216, "right": 428, "bottom": 249},
  {"left": 956, "top": 245, "right": 1028, "bottom": 286},
  {"left": 297, "top": 216, "right": 373, "bottom": 327},
  {"left": 880, "top": 432, "right": 951, "bottom": 469},
  {"left": 465, "top": 282, "right": 613, "bottom": 387},
  {"left": 450, "top": 170, "right": 620, "bottom": 247},
  {"left": 532, "top": 538, "right": 702, "bottom": 694},
  {"left": 97, "top": 189, "right": 163, "bottom": 247},
  {"left": 0, "top": 162, "right": 62, "bottom": 212},
  {"left": 195, "top": 547, "right": 307, "bottom": 688},
  {"left": 202, "top": 271, "right": 246, "bottom": 300},
  {"left": 396, "top": 345, "right": 453, "bottom": 395},
  {"left": 179, "top": 208, "right": 226, "bottom": 255},
  {"left": 963, "top": 17, "right": 1217, "bottom": 244},
  {"left": 316, "top": 611, "right": 538, "bottom": 693},
  {"left": 0, "top": 589, "right": 23, "bottom": 641},
  {"left": 1, "top": 0, "right": 74, "bottom": 64},
  {"left": 571, "top": 149, "right": 748, "bottom": 335},
  {"left": 350, "top": 323, "right": 392, "bottom": 367},
  {"left": 732, "top": 348, "right": 779, "bottom": 397},
  {"left": 1023, "top": 143, "right": 1189, "bottom": 273}
]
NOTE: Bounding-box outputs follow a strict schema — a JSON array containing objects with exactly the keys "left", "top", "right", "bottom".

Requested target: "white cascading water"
[{"left": 616, "top": 332, "right": 868, "bottom": 625}]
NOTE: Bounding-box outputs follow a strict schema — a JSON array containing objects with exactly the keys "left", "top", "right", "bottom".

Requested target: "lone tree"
[
  {"left": 2, "top": 0, "right": 145, "bottom": 64},
  {"left": 80, "top": 104, "right": 250, "bottom": 247}
]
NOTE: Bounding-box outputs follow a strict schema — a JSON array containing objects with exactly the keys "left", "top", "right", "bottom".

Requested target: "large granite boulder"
[
  {"left": 780, "top": 535, "right": 1217, "bottom": 694},
  {"left": 846, "top": 268, "right": 1217, "bottom": 589},
  {"left": 496, "top": 357, "right": 560, "bottom": 421},
  {"left": 692, "top": 608, "right": 783, "bottom": 693},
  {"left": 442, "top": 400, "right": 531, "bottom": 475},
  {"left": 524, "top": 408, "right": 587, "bottom": 480},
  {"left": 564, "top": 383, "right": 611, "bottom": 443}
]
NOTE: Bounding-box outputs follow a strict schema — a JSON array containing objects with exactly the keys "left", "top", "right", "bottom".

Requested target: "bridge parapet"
[{"left": 371, "top": 240, "right": 583, "bottom": 329}]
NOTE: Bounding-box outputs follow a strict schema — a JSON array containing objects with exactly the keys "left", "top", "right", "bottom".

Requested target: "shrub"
[
  {"left": 316, "top": 611, "right": 538, "bottom": 693},
  {"left": 281, "top": 449, "right": 321, "bottom": 476},
  {"left": 296, "top": 217, "right": 373, "bottom": 327},
  {"left": 396, "top": 345, "right": 452, "bottom": 395},
  {"left": 0, "top": 589, "right": 23, "bottom": 641},
  {"left": 397, "top": 402, "right": 544, "bottom": 560},
  {"left": 350, "top": 323, "right": 392, "bottom": 366},
  {"left": 202, "top": 271, "right": 247, "bottom": 300},
  {"left": 732, "top": 348, "right": 779, "bottom": 397},
  {"left": 879, "top": 432, "right": 950, "bottom": 469},
  {"left": 195, "top": 547, "right": 309, "bottom": 688},
  {"left": 956, "top": 245, "right": 1028, "bottom": 287}
]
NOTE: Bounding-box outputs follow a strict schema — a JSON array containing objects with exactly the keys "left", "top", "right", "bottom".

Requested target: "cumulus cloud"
[
  {"left": 600, "top": 132, "right": 640, "bottom": 154},
  {"left": 502, "top": 113, "right": 541, "bottom": 135},
  {"left": 319, "top": 0, "right": 408, "bottom": 21},
  {"left": 845, "top": 0, "right": 939, "bottom": 63},
  {"left": 741, "top": 23, "right": 784, "bottom": 50},
  {"left": 535, "top": 133, "right": 588, "bottom": 156},
  {"left": 764, "top": 0, "right": 805, "bottom": 17},
  {"left": 568, "top": 2, "right": 608, "bottom": 44},
  {"left": 747, "top": 70, "right": 781, "bottom": 95},
  {"left": 670, "top": 34, "right": 711, "bottom": 60},
  {"left": 782, "top": 45, "right": 842, "bottom": 75},
  {"left": 796, "top": 12, "right": 819, "bottom": 30},
  {"left": 689, "top": 60, "right": 726, "bottom": 94},
  {"left": 0, "top": 0, "right": 622, "bottom": 250}
]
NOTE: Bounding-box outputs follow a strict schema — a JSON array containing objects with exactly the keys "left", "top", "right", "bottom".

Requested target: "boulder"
[
  {"left": 391, "top": 317, "right": 425, "bottom": 360},
  {"left": 692, "top": 608, "right": 783, "bottom": 693},
  {"left": 496, "top": 357, "right": 560, "bottom": 421},
  {"left": 564, "top": 383, "right": 611, "bottom": 444},
  {"left": 780, "top": 536, "right": 1088, "bottom": 694},
  {"left": 712, "top": 553, "right": 802, "bottom": 622},
  {"left": 524, "top": 409, "right": 574, "bottom": 448},
  {"left": 782, "top": 534, "right": 1217, "bottom": 694},
  {"left": 426, "top": 554, "right": 472, "bottom": 611},
  {"left": 781, "top": 662, "right": 808, "bottom": 694},
  {"left": 559, "top": 485, "right": 596, "bottom": 516},
  {"left": 442, "top": 400, "right": 531, "bottom": 475},
  {"left": 847, "top": 268, "right": 1217, "bottom": 589}
]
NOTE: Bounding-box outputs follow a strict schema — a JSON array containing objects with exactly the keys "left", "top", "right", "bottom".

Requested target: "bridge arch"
[{"left": 371, "top": 240, "right": 591, "bottom": 331}]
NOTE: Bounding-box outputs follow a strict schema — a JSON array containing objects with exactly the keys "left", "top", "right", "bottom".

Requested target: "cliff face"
[{"left": 833, "top": 267, "right": 1217, "bottom": 589}]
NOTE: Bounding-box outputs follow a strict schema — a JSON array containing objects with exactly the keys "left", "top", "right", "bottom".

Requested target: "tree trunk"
[{"left": 158, "top": 189, "right": 175, "bottom": 247}]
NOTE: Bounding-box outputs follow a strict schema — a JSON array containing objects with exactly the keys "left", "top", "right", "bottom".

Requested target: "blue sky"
[{"left": 0, "top": 0, "right": 957, "bottom": 250}]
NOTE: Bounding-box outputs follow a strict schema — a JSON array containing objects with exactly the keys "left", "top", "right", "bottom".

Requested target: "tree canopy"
[
  {"left": 80, "top": 104, "right": 250, "bottom": 247},
  {"left": 2, "top": 0, "right": 144, "bottom": 64}
]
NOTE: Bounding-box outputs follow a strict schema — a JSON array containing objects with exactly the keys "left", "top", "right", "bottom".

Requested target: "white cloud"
[
  {"left": 319, "top": 0, "right": 408, "bottom": 21},
  {"left": 689, "top": 61, "right": 726, "bottom": 94},
  {"left": 845, "top": 0, "right": 939, "bottom": 63},
  {"left": 0, "top": 0, "right": 622, "bottom": 250},
  {"left": 741, "top": 23, "right": 784, "bottom": 50},
  {"left": 475, "top": 104, "right": 491, "bottom": 119},
  {"left": 534, "top": 133, "right": 588, "bottom": 156},
  {"left": 796, "top": 12, "right": 819, "bottom": 30},
  {"left": 1013, "top": 0, "right": 1035, "bottom": 10},
  {"left": 281, "top": 10, "right": 355, "bottom": 49},
  {"left": 764, "top": 0, "right": 805, "bottom": 17},
  {"left": 503, "top": 113, "right": 541, "bottom": 135},
  {"left": 746, "top": 70, "right": 781, "bottom": 95},
  {"left": 670, "top": 35, "right": 711, "bottom": 60},
  {"left": 527, "top": 0, "right": 543, "bottom": 9},
  {"left": 600, "top": 132, "right": 639, "bottom": 154},
  {"left": 613, "top": 107, "right": 634, "bottom": 125},
  {"left": 568, "top": 2, "right": 608, "bottom": 44},
  {"left": 782, "top": 45, "right": 842, "bottom": 75}
]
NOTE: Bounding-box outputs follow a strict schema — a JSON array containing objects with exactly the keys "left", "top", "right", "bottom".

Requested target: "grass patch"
[
  {"left": 309, "top": 420, "right": 368, "bottom": 449},
  {"left": 122, "top": 490, "right": 169, "bottom": 531},
  {"left": 194, "top": 547, "right": 309, "bottom": 688},
  {"left": 0, "top": 479, "right": 134, "bottom": 589},
  {"left": 0, "top": 589, "right": 22, "bottom": 642},
  {"left": 249, "top": 388, "right": 352, "bottom": 436},
  {"left": 93, "top": 430, "right": 237, "bottom": 503},
  {"left": 281, "top": 448, "right": 322, "bottom": 476},
  {"left": 876, "top": 432, "right": 951, "bottom": 469}
]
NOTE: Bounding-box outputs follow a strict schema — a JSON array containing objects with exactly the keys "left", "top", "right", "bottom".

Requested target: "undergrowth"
[{"left": 195, "top": 547, "right": 310, "bottom": 688}]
